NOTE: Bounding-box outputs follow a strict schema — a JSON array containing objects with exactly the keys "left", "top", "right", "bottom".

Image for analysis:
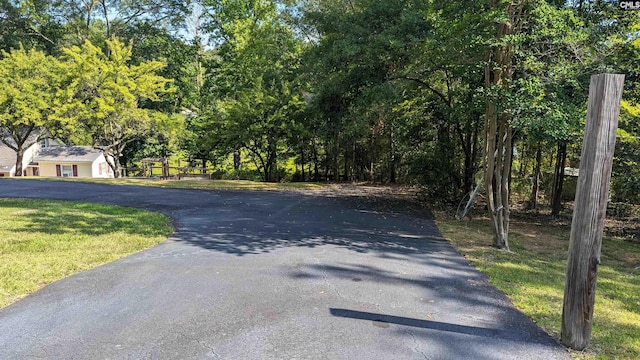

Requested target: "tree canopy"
[
  {"left": 0, "top": 0, "right": 638, "bottom": 237},
  {"left": 0, "top": 46, "right": 62, "bottom": 176},
  {"left": 55, "top": 38, "right": 177, "bottom": 176}
]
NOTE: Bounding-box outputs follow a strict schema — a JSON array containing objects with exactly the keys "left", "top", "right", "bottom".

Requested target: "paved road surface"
[{"left": 0, "top": 180, "right": 569, "bottom": 359}]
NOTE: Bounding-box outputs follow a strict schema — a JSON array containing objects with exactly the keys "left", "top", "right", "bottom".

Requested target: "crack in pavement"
[
  {"left": 197, "top": 339, "right": 221, "bottom": 359},
  {"left": 409, "top": 330, "right": 431, "bottom": 360}
]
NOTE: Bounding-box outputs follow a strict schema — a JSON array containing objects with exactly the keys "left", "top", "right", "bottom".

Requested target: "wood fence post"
[{"left": 561, "top": 74, "right": 624, "bottom": 350}]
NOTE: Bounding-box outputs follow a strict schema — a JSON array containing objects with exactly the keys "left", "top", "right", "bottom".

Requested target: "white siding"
[
  {"left": 21, "top": 144, "right": 38, "bottom": 173},
  {"left": 0, "top": 139, "right": 67, "bottom": 177},
  {"left": 90, "top": 154, "right": 114, "bottom": 178}
]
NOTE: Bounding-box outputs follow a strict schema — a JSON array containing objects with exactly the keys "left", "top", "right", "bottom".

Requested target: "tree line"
[{"left": 1, "top": 0, "right": 639, "bottom": 246}]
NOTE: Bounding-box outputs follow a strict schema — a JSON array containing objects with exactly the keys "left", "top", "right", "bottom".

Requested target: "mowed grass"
[
  {"left": 29, "top": 177, "right": 326, "bottom": 191},
  {"left": 436, "top": 216, "right": 640, "bottom": 359},
  {"left": 0, "top": 198, "right": 172, "bottom": 308}
]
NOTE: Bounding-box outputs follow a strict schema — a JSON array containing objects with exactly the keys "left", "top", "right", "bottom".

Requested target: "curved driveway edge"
[{"left": 0, "top": 179, "right": 569, "bottom": 359}]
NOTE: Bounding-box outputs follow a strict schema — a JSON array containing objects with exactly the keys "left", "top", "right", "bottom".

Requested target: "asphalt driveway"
[{"left": 0, "top": 180, "right": 569, "bottom": 359}]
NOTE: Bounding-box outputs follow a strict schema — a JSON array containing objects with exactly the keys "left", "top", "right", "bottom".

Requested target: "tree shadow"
[
  {"left": 288, "top": 258, "right": 566, "bottom": 357},
  {"left": 171, "top": 192, "right": 447, "bottom": 258},
  {"left": 289, "top": 260, "right": 522, "bottom": 315},
  {"left": 330, "top": 308, "right": 503, "bottom": 338},
  {"left": 1, "top": 200, "right": 168, "bottom": 238},
  {"left": 174, "top": 228, "right": 453, "bottom": 257}
]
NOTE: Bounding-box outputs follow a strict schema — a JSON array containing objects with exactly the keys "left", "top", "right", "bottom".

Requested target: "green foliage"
[
  {"left": 0, "top": 0, "right": 62, "bottom": 54},
  {"left": 52, "top": 0, "right": 190, "bottom": 46},
  {"left": 613, "top": 100, "right": 640, "bottom": 203},
  {"left": 0, "top": 47, "right": 61, "bottom": 135},
  {"left": 0, "top": 0, "right": 638, "bottom": 202},
  {"left": 55, "top": 38, "right": 179, "bottom": 175},
  {"left": 506, "top": 1, "right": 592, "bottom": 144},
  {"left": 119, "top": 22, "right": 201, "bottom": 111},
  {"left": 0, "top": 46, "right": 65, "bottom": 175},
  {"left": 608, "top": 12, "right": 640, "bottom": 203},
  {"left": 198, "top": 0, "right": 306, "bottom": 181}
]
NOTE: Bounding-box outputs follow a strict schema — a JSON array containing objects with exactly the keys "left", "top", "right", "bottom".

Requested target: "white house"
[
  {"left": 34, "top": 146, "right": 114, "bottom": 178},
  {"left": 0, "top": 138, "right": 60, "bottom": 177},
  {"left": 0, "top": 138, "right": 114, "bottom": 178}
]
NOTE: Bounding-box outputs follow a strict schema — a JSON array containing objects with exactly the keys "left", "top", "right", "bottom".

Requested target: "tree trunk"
[
  {"left": 343, "top": 142, "right": 349, "bottom": 182},
  {"left": 369, "top": 126, "right": 375, "bottom": 181},
  {"left": 113, "top": 161, "right": 122, "bottom": 178},
  {"left": 529, "top": 144, "right": 542, "bottom": 209},
  {"left": 332, "top": 132, "right": 339, "bottom": 181},
  {"left": 233, "top": 149, "right": 241, "bottom": 179},
  {"left": 389, "top": 126, "right": 396, "bottom": 183},
  {"left": 463, "top": 150, "right": 473, "bottom": 195},
  {"left": 300, "top": 139, "right": 306, "bottom": 181},
  {"left": 312, "top": 138, "right": 320, "bottom": 181},
  {"left": 519, "top": 141, "right": 526, "bottom": 176},
  {"left": 352, "top": 141, "right": 357, "bottom": 181},
  {"left": 468, "top": 115, "right": 480, "bottom": 194},
  {"left": 106, "top": 143, "right": 128, "bottom": 178},
  {"left": 552, "top": 141, "right": 567, "bottom": 216},
  {"left": 14, "top": 148, "right": 25, "bottom": 177},
  {"left": 500, "top": 120, "right": 513, "bottom": 243},
  {"left": 483, "top": 0, "right": 521, "bottom": 251},
  {"left": 271, "top": 153, "right": 277, "bottom": 182},
  {"left": 488, "top": 115, "right": 512, "bottom": 250}
]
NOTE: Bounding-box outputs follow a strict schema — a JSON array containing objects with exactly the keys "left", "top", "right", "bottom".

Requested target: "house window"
[
  {"left": 39, "top": 139, "right": 49, "bottom": 148},
  {"left": 61, "top": 165, "right": 73, "bottom": 177},
  {"left": 99, "top": 162, "right": 108, "bottom": 175}
]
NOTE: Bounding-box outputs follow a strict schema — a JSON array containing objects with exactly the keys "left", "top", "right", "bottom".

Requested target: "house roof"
[
  {"left": 0, "top": 143, "right": 17, "bottom": 170},
  {"left": 34, "top": 146, "right": 103, "bottom": 163}
]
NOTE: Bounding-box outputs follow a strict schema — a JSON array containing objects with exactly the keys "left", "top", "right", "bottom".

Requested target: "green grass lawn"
[
  {"left": 26, "top": 177, "right": 326, "bottom": 191},
  {"left": 437, "top": 216, "right": 640, "bottom": 359},
  {"left": 0, "top": 198, "right": 172, "bottom": 308}
]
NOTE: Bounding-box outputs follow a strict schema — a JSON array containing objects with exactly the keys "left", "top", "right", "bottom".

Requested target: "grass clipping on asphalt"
[
  {"left": 0, "top": 198, "right": 172, "bottom": 308},
  {"left": 437, "top": 215, "right": 640, "bottom": 360}
]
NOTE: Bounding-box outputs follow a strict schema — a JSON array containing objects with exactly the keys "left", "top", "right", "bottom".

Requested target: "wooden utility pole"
[{"left": 561, "top": 74, "right": 624, "bottom": 350}]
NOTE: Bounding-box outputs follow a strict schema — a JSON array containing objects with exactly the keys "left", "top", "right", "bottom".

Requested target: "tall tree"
[
  {"left": 56, "top": 38, "right": 177, "bottom": 177},
  {"left": 482, "top": 0, "right": 528, "bottom": 250},
  {"left": 199, "top": 0, "right": 305, "bottom": 181},
  {"left": 0, "top": 0, "right": 63, "bottom": 53},
  {"left": 482, "top": 0, "right": 598, "bottom": 246},
  {"left": 41, "top": 0, "right": 191, "bottom": 53},
  {"left": 0, "top": 47, "right": 64, "bottom": 176}
]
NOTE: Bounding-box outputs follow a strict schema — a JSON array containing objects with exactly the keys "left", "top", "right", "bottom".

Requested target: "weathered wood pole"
[{"left": 561, "top": 74, "right": 624, "bottom": 350}]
